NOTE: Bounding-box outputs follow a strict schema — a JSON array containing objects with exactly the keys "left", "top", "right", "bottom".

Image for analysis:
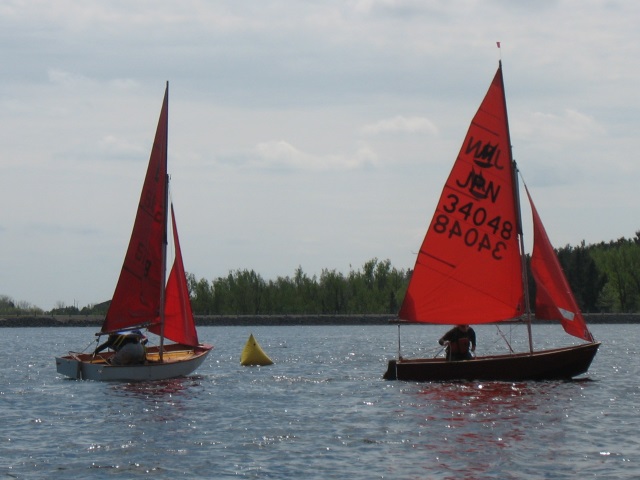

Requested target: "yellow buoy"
[{"left": 240, "top": 333, "right": 274, "bottom": 366}]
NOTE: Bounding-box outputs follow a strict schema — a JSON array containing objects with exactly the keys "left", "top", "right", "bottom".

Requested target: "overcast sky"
[{"left": 2, "top": 1, "right": 639, "bottom": 310}]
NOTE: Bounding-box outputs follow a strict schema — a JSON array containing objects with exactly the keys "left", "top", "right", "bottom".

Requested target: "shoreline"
[{"left": 1, "top": 313, "right": 639, "bottom": 327}]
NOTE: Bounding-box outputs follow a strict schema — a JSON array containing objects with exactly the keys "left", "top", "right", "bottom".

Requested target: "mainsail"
[
  {"left": 103, "top": 86, "right": 169, "bottom": 333},
  {"left": 399, "top": 66, "right": 524, "bottom": 324}
]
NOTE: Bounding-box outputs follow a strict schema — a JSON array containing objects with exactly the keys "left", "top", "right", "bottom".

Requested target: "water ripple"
[{"left": 0, "top": 324, "right": 637, "bottom": 478}]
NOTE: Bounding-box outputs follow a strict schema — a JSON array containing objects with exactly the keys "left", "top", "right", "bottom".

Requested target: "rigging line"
[
  {"left": 495, "top": 325, "right": 515, "bottom": 353},
  {"left": 80, "top": 338, "right": 99, "bottom": 355}
]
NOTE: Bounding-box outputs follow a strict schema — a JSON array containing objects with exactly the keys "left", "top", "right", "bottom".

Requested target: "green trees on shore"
[
  {"left": 589, "top": 234, "right": 640, "bottom": 312},
  {"left": 187, "top": 259, "right": 409, "bottom": 315},
  {"left": 5, "top": 231, "right": 640, "bottom": 316}
]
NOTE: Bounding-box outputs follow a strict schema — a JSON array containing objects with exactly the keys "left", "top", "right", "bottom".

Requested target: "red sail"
[
  {"left": 526, "top": 186, "right": 594, "bottom": 342},
  {"left": 102, "top": 86, "right": 168, "bottom": 333},
  {"left": 399, "top": 66, "right": 524, "bottom": 324},
  {"left": 149, "top": 204, "right": 200, "bottom": 346}
]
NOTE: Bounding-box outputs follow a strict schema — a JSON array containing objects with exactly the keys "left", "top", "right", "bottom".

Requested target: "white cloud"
[
  {"left": 98, "top": 135, "right": 146, "bottom": 157},
  {"left": 360, "top": 116, "right": 438, "bottom": 136},
  {"left": 109, "top": 78, "right": 141, "bottom": 90},
  {"left": 47, "top": 68, "right": 92, "bottom": 87},
  {"left": 252, "top": 140, "right": 377, "bottom": 171},
  {"left": 516, "top": 109, "right": 605, "bottom": 143}
]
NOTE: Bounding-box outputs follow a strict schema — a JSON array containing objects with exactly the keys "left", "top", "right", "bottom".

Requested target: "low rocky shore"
[{"left": 0, "top": 313, "right": 639, "bottom": 327}]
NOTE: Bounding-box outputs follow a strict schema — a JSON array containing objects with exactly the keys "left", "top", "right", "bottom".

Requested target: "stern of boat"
[{"left": 55, "top": 355, "right": 84, "bottom": 379}]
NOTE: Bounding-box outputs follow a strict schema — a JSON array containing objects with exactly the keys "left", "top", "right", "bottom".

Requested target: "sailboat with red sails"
[
  {"left": 56, "top": 84, "right": 213, "bottom": 381},
  {"left": 384, "top": 62, "right": 600, "bottom": 382}
]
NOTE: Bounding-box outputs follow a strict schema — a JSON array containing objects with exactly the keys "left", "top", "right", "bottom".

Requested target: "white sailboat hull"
[{"left": 55, "top": 344, "right": 213, "bottom": 381}]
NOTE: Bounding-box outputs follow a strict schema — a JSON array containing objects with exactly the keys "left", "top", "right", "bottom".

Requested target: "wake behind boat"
[
  {"left": 384, "top": 62, "right": 600, "bottom": 382},
  {"left": 56, "top": 83, "right": 213, "bottom": 381}
]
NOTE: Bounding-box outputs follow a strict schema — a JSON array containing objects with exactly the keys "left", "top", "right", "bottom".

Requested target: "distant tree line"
[
  {"left": 0, "top": 295, "right": 43, "bottom": 316},
  {"left": 182, "top": 232, "right": 640, "bottom": 315},
  {"left": 4, "top": 231, "right": 640, "bottom": 316},
  {"left": 187, "top": 259, "right": 409, "bottom": 315}
]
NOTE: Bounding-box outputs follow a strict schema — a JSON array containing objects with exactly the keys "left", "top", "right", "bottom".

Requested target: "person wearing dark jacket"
[
  {"left": 438, "top": 324, "right": 476, "bottom": 361},
  {"left": 94, "top": 330, "right": 147, "bottom": 365}
]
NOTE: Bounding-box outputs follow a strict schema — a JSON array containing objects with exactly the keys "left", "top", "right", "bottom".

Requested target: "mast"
[
  {"left": 513, "top": 164, "right": 534, "bottom": 353},
  {"left": 158, "top": 81, "right": 169, "bottom": 361},
  {"left": 498, "top": 61, "right": 534, "bottom": 353}
]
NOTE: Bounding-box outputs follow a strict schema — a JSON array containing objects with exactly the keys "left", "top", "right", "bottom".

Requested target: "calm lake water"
[{"left": 0, "top": 324, "right": 637, "bottom": 479}]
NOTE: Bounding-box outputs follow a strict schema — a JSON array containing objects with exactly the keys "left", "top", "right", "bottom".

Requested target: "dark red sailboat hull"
[{"left": 384, "top": 342, "right": 600, "bottom": 382}]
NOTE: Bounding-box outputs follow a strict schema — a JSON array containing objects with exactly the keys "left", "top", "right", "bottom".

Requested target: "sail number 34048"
[{"left": 433, "top": 193, "right": 514, "bottom": 260}]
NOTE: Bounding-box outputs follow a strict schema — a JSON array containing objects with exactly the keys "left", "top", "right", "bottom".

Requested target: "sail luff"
[
  {"left": 496, "top": 61, "right": 535, "bottom": 353},
  {"left": 158, "top": 81, "right": 169, "bottom": 361}
]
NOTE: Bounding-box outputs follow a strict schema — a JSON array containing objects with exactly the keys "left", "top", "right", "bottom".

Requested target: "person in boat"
[
  {"left": 438, "top": 324, "right": 476, "bottom": 361},
  {"left": 94, "top": 330, "right": 147, "bottom": 365}
]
